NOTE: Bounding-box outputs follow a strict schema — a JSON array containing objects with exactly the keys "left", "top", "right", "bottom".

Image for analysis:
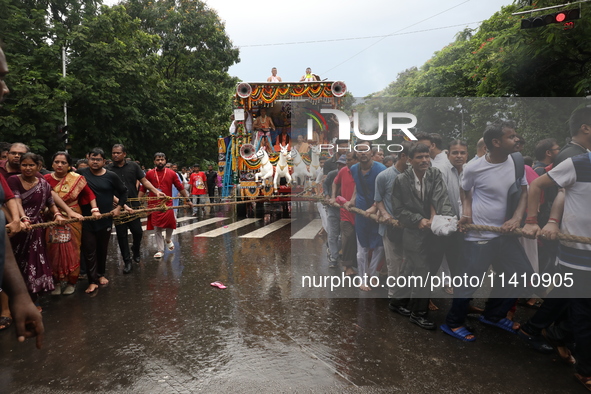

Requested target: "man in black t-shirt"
[
  {"left": 205, "top": 164, "right": 218, "bottom": 211},
  {"left": 532, "top": 138, "right": 559, "bottom": 176},
  {"left": 79, "top": 148, "right": 128, "bottom": 294},
  {"left": 554, "top": 108, "right": 591, "bottom": 166},
  {"left": 107, "top": 144, "right": 163, "bottom": 273},
  {"left": 323, "top": 140, "right": 350, "bottom": 176}
]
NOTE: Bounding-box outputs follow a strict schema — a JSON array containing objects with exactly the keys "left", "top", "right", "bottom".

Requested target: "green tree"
[
  {"left": 362, "top": 1, "right": 591, "bottom": 153},
  {"left": 120, "top": 0, "right": 240, "bottom": 165},
  {"left": 0, "top": 0, "right": 90, "bottom": 154},
  {"left": 1, "top": 0, "right": 239, "bottom": 166},
  {"left": 66, "top": 5, "right": 162, "bottom": 161}
]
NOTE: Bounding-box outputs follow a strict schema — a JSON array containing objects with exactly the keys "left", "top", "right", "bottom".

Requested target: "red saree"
[{"left": 45, "top": 172, "right": 94, "bottom": 280}]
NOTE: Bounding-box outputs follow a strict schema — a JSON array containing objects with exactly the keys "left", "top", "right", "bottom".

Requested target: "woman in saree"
[
  {"left": 7, "top": 153, "right": 68, "bottom": 300},
  {"left": 44, "top": 151, "right": 100, "bottom": 295}
]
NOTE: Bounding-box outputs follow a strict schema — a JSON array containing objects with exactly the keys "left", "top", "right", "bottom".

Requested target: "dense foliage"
[
  {"left": 361, "top": 0, "right": 591, "bottom": 156},
  {"left": 0, "top": 0, "right": 239, "bottom": 166}
]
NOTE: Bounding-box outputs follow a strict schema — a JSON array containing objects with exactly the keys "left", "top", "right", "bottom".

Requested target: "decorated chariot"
[{"left": 217, "top": 80, "right": 347, "bottom": 203}]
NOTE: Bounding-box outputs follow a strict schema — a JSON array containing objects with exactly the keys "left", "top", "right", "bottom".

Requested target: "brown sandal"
[{"left": 542, "top": 329, "right": 576, "bottom": 365}]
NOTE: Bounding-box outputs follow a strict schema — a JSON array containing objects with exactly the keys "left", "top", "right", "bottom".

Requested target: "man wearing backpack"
[{"left": 441, "top": 121, "right": 534, "bottom": 341}]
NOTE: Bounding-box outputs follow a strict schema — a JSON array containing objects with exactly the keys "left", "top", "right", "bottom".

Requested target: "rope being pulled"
[
  {"left": 317, "top": 197, "right": 591, "bottom": 246},
  {"left": 11, "top": 194, "right": 591, "bottom": 245},
  {"left": 18, "top": 197, "right": 272, "bottom": 231}
]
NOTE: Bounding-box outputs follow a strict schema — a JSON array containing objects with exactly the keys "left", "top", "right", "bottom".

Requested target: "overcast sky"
[{"left": 105, "top": 0, "right": 515, "bottom": 96}]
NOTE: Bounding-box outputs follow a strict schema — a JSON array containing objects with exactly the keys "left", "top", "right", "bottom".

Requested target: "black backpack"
[{"left": 506, "top": 152, "right": 525, "bottom": 221}]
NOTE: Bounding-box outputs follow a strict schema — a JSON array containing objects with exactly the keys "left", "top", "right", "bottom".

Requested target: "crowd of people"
[
  {"left": 0, "top": 142, "right": 229, "bottom": 289},
  {"left": 3, "top": 43, "right": 591, "bottom": 390},
  {"left": 0, "top": 139, "right": 221, "bottom": 344},
  {"left": 0, "top": 44, "right": 225, "bottom": 349},
  {"left": 316, "top": 107, "right": 591, "bottom": 389}
]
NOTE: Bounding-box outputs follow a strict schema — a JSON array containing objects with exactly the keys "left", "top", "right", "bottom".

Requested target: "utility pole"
[{"left": 62, "top": 46, "right": 68, "bottom": 153}]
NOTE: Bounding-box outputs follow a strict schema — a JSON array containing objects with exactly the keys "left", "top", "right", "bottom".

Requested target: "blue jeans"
[{"left": 446, "top": 236, "right": 534, "bottom": 328}]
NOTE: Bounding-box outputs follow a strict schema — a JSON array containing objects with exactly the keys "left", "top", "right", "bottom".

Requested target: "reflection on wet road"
[{"left": 0, "top": 204, "right": 581, "bottom": 393}]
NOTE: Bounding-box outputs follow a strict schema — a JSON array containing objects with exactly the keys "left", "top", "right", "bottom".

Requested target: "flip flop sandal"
[
  {"left": 440, "top": 324, "right": 476, "bottom": 342},
  {"left": 154, "top": 251, "right": 164, "bottom": 258},
  {"left": 166, "top": 240, "right": 175, "bottom": 251},
  {"left": 479, "top": 316, "right": 518, "bottom": 334},
  {"left": 0, "top": 316, "right": 13, "bottom": 331},
  {"left": 210, "top": 281, "right": 227, "bottom": 289}
]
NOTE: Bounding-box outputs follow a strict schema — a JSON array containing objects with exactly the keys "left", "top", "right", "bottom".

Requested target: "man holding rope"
[
  {"left": 522, "top": 144, "right": 591, "bottom": 390},
  {"left": 343, "top": 141, "right": 386, "bottom": 291},
  {"left": 139, "top": 152, "right": 192, "bottom": 259},
  {"left": 108, "top": 144, "right": 164, "bottom": 273},
  {"left": 79, "top": 148, "right": 128, "bottom": 294},
  {"left": 390, "top": 143, "right": 453, "bottom": 330},
  {"left": 441, "top": 121, "right": 533, "bottom": 341}
]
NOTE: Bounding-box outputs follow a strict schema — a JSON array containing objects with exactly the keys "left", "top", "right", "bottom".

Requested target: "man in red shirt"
[
  {"left": 139, "top": 153, "right": 192, "bottom": 258},
  {"left": 330, "top": 151, "right": 358, "bottom": 276},
  {"left": 189, "top": 164, "right": 208, "bottom": 217}
]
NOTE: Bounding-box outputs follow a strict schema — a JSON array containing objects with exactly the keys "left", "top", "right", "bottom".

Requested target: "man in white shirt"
[
  {"left": 431, "top": 140, "right": 469, "bottom": 292},
  {"left": 267, "top": 67, "right": 282, "bottom": 82},
  {"left": 441, "top": 121, "right": 533, "bottom": 341},
  {"left": 469, "top": 138, "right": 487, "bottom": 163},
  {"left": 416, "top": 132, "right": 451, "bottom": 169},
  {"left": 523, "top": 148, "right": 591, "bottom": 385}
]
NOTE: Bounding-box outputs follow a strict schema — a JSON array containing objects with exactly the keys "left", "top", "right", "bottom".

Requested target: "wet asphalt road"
[{"left": 0, "top": 203, "right": 584, "bottom": 393}]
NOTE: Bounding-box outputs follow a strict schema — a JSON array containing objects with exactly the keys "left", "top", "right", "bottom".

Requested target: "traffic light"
[
  {"left": 521, "top": 8, "right": 580, "bottom": 29},
  {"left": 57, "top": 125, "right": 68, "bottom": 141}
]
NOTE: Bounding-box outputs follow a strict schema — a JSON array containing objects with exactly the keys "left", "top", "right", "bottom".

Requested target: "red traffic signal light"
[
  {"left": 521, "top": 8, "right": 581, "bottom": 29},
  {"left": 555, "top": 12, "right": 566, "bottom": 22}
]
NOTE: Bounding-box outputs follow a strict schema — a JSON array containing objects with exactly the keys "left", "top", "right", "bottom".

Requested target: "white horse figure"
[
  {"left": 290, "top": 148, "right": 312, "bottom": 186},
  {"left": 309, "top": 144, "right": 321, "bottom": 178},
  {"left": 273, "top": 144, "right": 292, "bottom": 191},
  {"left": 254, "top": 147, "right": 274, "bottom": 184}
]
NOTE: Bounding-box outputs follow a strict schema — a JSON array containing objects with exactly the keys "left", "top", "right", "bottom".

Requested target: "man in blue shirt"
[{"left": 344, "top": 141, "right": 386, "bottom": 291}]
